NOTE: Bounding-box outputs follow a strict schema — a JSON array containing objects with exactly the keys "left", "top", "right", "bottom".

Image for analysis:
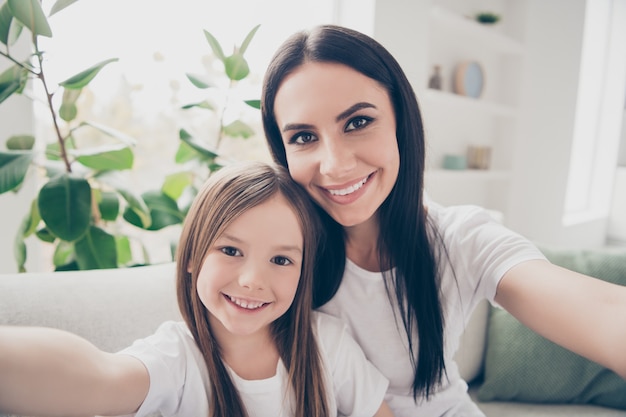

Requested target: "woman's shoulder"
[{"left": 426, "top": 197, "right": 501, "bottom": 231}]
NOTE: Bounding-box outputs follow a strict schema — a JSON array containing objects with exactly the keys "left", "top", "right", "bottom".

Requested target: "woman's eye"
[
  {"left": 346, "top": 116, "right": 372, "bottom": 131},
  {"left": 220, "top": 246, "right": 241, "bottom": 257},
  {"left": 289, "top": 132, "right": 317, "bottom": 145},
  {"left": 271, "top": 256, "right": 292, "bottom": 266}
]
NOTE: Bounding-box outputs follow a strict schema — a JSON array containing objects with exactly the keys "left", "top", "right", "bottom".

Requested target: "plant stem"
[
  {"left": 33, "top": 41, "right": 72, "bottom": 173},
  {"left": 0, "top": 50, "right": 38, "bottom": 75},
  {"left": 215, "top": 79, "right": 234, "bottom": 150}
]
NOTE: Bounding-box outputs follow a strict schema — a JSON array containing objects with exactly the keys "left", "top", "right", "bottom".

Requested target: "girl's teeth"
[
  {"left": 227, "top": 295, "right": 265, "bottom": 310},
  {"left": 328, "top": 177, "right": 368, "bottom": 196}
]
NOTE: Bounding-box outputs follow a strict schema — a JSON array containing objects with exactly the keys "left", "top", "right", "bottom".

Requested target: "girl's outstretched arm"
[
  {"left": 495, "top": 259, "right": 626, "bottom": 380},
  {"left": 373, "top": 400, "right": 395, "bottom": 417},
  {"left": 0, "top": 326, "right": 149, "bottom": 417}
]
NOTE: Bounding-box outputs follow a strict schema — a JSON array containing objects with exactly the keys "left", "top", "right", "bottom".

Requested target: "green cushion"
[{"left": 477, "top": 246, "right": 626, "bottom": 409}]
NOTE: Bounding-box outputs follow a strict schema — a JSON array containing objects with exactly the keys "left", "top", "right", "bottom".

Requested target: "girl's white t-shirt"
[
  {"left": 118, "top": 311, "right": 388, "bottom": 417},
  {"left": 318, "top": 202, "right": 546, "bottom": 417}
]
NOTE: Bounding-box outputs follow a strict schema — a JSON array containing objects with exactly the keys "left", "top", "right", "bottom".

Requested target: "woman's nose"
[{"left": 319, "top": 137, "right": 356, "bottom": 178}]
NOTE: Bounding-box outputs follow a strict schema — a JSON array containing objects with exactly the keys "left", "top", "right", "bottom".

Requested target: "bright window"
[{"left": 564, "top": 0, "right": 626, "bottom": 224}]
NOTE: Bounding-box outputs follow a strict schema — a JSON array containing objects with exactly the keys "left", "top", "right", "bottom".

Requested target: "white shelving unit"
[{"left": 421, "top": 0, "right": 529, "bottom": 216}]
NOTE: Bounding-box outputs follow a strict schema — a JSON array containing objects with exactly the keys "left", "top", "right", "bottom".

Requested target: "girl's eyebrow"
[{"left": 281, "top": 102, "right": 377, "bottom": 133}]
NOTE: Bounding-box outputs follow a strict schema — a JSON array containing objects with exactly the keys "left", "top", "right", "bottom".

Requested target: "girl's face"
[
  {"left": 274, "top": 62, "right": 400, "bottom": 229},
  {"left": 196, "top": 194, "right": 303, "bottom": 340}
]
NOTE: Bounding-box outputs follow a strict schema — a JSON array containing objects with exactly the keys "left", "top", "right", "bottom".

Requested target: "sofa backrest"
[{"left": 0, "top": 263, "right": 180, "bottom": 353}]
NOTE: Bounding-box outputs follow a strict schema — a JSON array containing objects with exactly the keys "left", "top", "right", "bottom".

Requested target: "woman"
[{"left": 261, "top": 24, "right": 626, "bottom": 416}]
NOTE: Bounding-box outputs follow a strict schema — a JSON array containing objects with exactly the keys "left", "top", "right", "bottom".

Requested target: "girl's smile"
[{"left": 195, "top": 194, "right": 303, "bottom": 340}]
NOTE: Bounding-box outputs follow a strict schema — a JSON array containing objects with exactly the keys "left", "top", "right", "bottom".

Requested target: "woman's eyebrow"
[
  {"left": 281, "top": 102, "right": 376, "bottom": 133},
  {"left": 282, "top": 122, "right": 314, "bottom": 133},
  {"left": 336, "top": 102, "right": 376, "bottom": 122}
]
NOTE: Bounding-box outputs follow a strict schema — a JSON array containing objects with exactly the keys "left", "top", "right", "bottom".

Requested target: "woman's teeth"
[
  {"left": 328, "top": 176, "right": 368, "bottom": 196},
  {"left": 227, "top": 295, "right": 266, "bottom": 310}
]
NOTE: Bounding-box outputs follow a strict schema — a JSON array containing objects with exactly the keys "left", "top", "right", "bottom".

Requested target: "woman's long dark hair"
[
  {"left": 261, "top": 25, "right": 446, "bottom": 400},
  {"left": 176, "top": 161, "right": 329, "bottom": 416}
]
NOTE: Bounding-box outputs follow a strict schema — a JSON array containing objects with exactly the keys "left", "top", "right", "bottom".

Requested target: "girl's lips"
[{"left": 224, "top": 294, "right": 269, "bottom": 310}]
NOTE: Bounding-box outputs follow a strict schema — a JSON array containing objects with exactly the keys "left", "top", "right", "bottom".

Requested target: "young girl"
[
  {"left": 0, "top": 161, "right": 393, "bottom": 417},
  {"left": 261, "top": 24, "right": 626, "bottom": 417}
]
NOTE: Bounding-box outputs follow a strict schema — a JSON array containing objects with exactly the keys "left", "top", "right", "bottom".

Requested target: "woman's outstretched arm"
[
  {"left": 495, "top": 259, "right": 626, "bottom": 380},
  {"left": 0, "top": 326, "right": 149, "bottom": 417}
]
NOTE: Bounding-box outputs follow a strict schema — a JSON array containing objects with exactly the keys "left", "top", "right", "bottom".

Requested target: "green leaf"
[
  {"left": 35, "top": 227, "right": 56, "bottom": 243},
  {"left": 162, "top": 171, "right": 193, "bottom": 200},
  {"left": 244, "top": 99, "right": 261, "bottom": 109},
  {"left": 49, "top": 0, "right": 80, "bottom": 16},
  {"left": 96, "top": 171, "right": 151, "bottom": 228},
  {"left": 174, "top": 141, "right": 198, "bottom": 164},
  {"left": 7, "top": 0, "right": 52, "bottom": 37},
  {"left": 0, "top": 1, "right": 22, "bottom": 46},
  {"left": 6, "top": 135, "right": 35, "bottom": 150},
  {"left": 59, "top": 102, "right": 77, "bottom": 122},
  {"left": 14, "top": 211, "right": 31, "bottom": 272},
  {"left": 203, "top": 29, "right": 225, "bottom": 61},
  {"left": 0, "top": 150, "right": 34, "bottom": 193},
  {"left": 185, "top": 73, "right": 213, "bottom": 89},
  {"left": 239, "top": 24, "right": 260, "bottom": 56},
  {"left": 224, "top": 53, "right": 250, "bottom": 81},
  {"left": 59, "top": 58, "right": 118, "bottom": 90},
  {"left": 38, "top": 174, "right": 91, "bottom": 242},
  {"left": 74, "top": 225, "right": 117, "bottom": 269},
  {"left": 179, "top": 129, "right": 219, "bottom": 160},
  {"left": 181, "top": 100, "right": 214, "bottom": 111},
  {"left": 115, "top": 235, "right": 132, "bottom": 266},
  {"left": 52, "top": 240, "right": 74, "bottom": 267},
  {"left": 55, "top": 260, "right": 79, "bottom": 271},
  {"left": 59, "top": 88, "right": 82, "bottom": 122},
  {"left": 97, "top": 191, "right": 119, "bottom": 221},
  {"left": 74, "top": 145, "right": 134, "bottom": 171},
  {"left": 0, "top": 65, "right": 28, "bottom": 105},
  {"left": 124, "top": 191, "right": 184, "bottom": 231},
  {"left": 80, "top": 121, "right": 137, "bottom": 146},
  {"left": 22, "top": 198, "right": 41, "bottom": 237},
  {"left": 223, "top": 120, "right": 255, "bottom": 139}
]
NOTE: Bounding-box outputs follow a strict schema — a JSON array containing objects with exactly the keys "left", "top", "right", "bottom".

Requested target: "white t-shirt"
[
  {"left": 118, "top": 311, "right": 388, "bottom": 417},
  {"left": 318, "top": 202, "right": 546, "bottom": 417}
]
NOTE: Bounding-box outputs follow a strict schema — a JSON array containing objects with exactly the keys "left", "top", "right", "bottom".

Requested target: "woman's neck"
[{"left": 344, "top": 217, "right": 382, "bottom": 272}]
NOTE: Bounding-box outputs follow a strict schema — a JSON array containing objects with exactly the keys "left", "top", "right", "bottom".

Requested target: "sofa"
[{"left": 1, "top": 246, "right": 625, "bottom": 417}]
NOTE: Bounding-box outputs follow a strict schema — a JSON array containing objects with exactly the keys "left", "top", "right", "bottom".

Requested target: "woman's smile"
[{"left": 275, "top": 62, "right": 400, "bottom": 229}]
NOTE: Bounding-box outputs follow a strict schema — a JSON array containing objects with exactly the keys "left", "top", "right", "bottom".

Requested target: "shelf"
[
  {"left": 430, "top": 5, "right": 524, "bottom": 56},
  {"left": 421, "top": 88, "right": 517, "bottom": 118},
  {"left": 426, "top": 169, "right": 511, "bottom": 181}
]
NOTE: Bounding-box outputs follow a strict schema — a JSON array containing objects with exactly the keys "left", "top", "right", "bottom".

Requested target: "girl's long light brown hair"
[{"left": 176, "top": 161, "right": 329, "bottom": 417}]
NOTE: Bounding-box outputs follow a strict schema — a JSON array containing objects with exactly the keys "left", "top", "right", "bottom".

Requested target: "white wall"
[{"left": 507, "top": 0, "right": 626, "bottom": 247}]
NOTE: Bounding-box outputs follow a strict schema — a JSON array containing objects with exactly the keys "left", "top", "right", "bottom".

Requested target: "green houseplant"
[{"left": 0, "top": 0, "right": 260, "bottom": 272}]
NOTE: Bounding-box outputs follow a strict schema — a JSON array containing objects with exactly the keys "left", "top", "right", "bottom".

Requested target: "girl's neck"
[
  {"left": 212, "top": 322, "right": 279, "bottom": 380},
  {"left": 344, "top": 217, "right": 382, "bottom": 272}
]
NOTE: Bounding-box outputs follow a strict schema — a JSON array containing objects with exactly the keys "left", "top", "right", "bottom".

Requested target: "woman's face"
[{"left": 273, "top": 62, "right": 400, "bottom": 228}]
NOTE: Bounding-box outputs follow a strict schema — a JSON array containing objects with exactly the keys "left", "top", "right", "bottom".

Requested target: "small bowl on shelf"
[{"left": 475, "top": 12, "right": 500, "bottom": 25}]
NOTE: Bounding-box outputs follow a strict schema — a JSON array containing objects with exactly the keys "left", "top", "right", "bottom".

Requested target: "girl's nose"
[
  {"left": 238, "top": 263, "right": 266, "bottom": 290},
  {"left": 319, "top": 137, "right": 356, "bottom": 178}
]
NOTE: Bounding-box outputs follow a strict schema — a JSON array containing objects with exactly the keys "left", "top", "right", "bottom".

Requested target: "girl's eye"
[
  {"left": 271, "top": 256, "right": 292, "bottom": 266},
  {"left": 289, "top": 132, "right": 317, "bottom": 145},
  {"left": 220, "top": 246, "right": 241, "bottom": 257},
  {"left": 345, "top": 116, "right": 372, "bottom": 131}
]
